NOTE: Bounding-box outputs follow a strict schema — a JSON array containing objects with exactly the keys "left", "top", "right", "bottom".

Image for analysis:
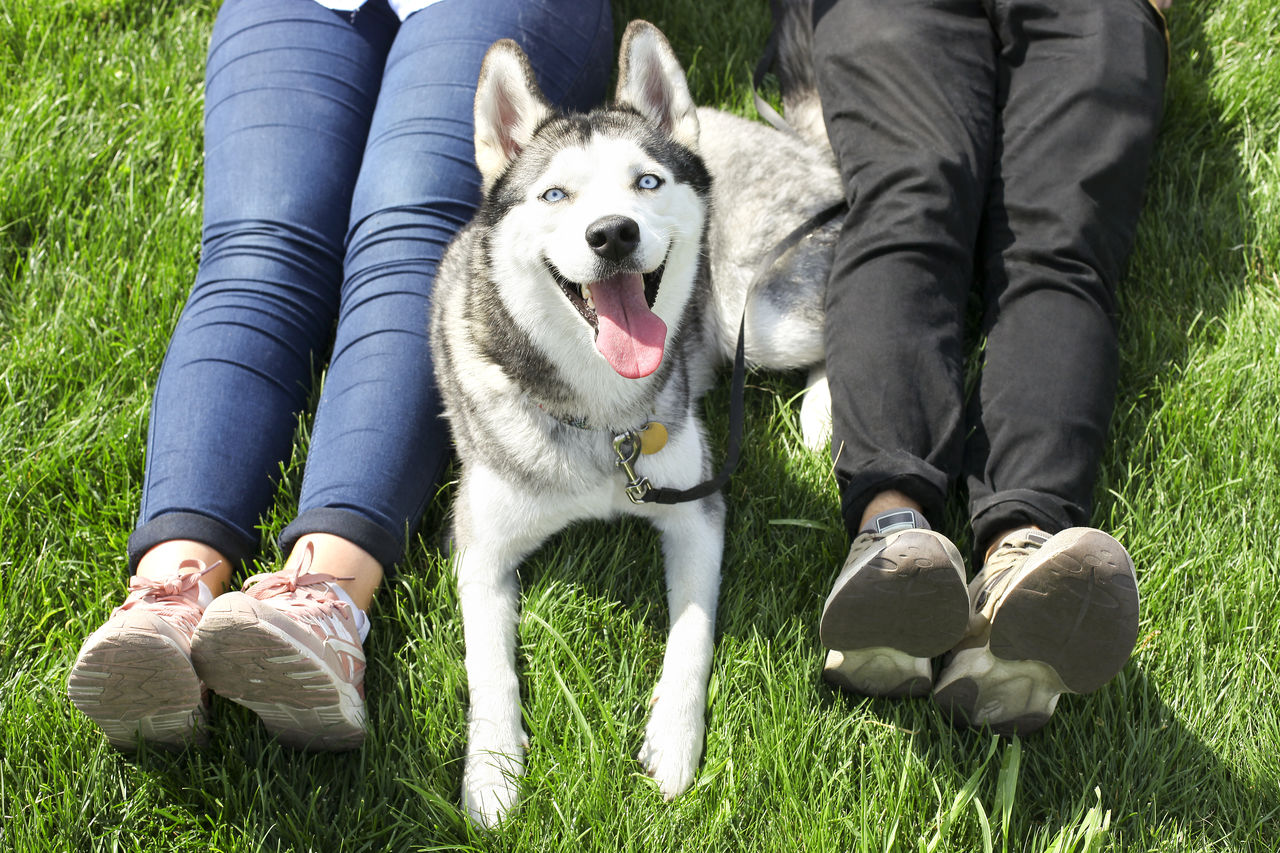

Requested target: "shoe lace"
[
  {"left": 974, "top": 537, "right": 1042, "bottom": 610},
  {"left": 117, "top": 559, "right": 219, "bottom": 633},
  {"left": 241, "top": 542, "right": 354, "bottom": 620},
  {"left": 848, "top": 528, "right": 887, "bottom": 557}
]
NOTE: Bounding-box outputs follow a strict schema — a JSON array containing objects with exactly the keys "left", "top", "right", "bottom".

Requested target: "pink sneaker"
[
  {"left": 67, "top": 561, "right": 215, "bottom": 751},
  {"left": 190, "top": 543, "right": 367, "bottom": 751}
]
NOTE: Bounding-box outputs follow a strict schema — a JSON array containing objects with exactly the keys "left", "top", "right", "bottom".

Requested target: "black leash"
[{"left": 618, "top": 199, "right": 846, "bottom": 505}]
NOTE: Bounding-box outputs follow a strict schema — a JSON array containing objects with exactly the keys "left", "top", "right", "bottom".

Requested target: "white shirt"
[{"left": 313, "top": 0, "right": 446, "bottom": 21}]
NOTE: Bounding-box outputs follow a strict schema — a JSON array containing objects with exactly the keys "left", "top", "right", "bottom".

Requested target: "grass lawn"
[{"left": 2, "top": 0, "right": 1278, "bottom": 850}]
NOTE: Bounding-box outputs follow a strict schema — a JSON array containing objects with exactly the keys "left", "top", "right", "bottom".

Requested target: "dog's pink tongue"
[{"left": 591, "top": 272, "right": 666, "bottom": 379}]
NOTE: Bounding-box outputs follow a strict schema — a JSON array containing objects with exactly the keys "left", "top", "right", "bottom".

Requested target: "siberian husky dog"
[{"left": 430, "top": 15, "right": 841, "bottom": 827}]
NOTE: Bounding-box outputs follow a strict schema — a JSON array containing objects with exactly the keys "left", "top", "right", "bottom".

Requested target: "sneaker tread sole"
[
  {"left": 192, "top": 603, "right": 365, "bottom": 751},
  {"left": 933, "top": 529, "right": 1139, "bottom": 734},
  {"left": 988, "top": 529, "right": 1139, "bottom": 694},
  {"left": 820, "top": 531, "right": 969, "bottom": 657},
  {"left": 67, "top": 625, "right": 205, "bottom": 750}
]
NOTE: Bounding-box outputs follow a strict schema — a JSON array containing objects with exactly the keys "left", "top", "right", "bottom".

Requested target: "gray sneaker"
[
  {"left": 820, "top": 511, "right": 969, "bottom": 697},
  {"left": 933, "top": 527, "right": 1139, "bottom": 735}
]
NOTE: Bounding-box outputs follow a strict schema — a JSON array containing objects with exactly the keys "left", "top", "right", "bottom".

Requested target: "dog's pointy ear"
[
  {"left": 474, "top": 39, "right": 553, "bottom": 192},
  {"left": 615, "top": 21, "right": 699, "bottom": 150}
]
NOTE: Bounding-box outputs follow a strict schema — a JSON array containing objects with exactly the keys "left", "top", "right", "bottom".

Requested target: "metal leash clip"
[{"left": 612, "top": 430, "right": 651, "bottom": 504}]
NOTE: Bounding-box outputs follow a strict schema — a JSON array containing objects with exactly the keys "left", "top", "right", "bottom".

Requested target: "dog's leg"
[
  {"left": 638, "top": 496, "right": 724, "bottom": 799},
  {"left": 800, "top": 363, "right": 832, "bottom": 452},
  {"left": 452, "top": 471, "right": 560, "bottom": 828},
  {"left": 455, "top": 542, "right": 526, "bottom": 828}
]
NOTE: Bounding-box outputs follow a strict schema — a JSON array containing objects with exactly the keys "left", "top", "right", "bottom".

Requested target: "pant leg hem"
[
  {"left": 969, "top": 490, "right": 1084, "bottom": 557},
  {"left": 127, "top": 512, "right": 257, "bottom": 575},
  {"left": 280, "top": 507, "right": 403, "bottom": 571},
  {"left": 840, "top": 471, "right": 947, "bottom": 538}
]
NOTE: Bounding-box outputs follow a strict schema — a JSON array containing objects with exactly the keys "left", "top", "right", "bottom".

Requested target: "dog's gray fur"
[{"left": 431, "top": 7, "right": 838, "bottom": 827}]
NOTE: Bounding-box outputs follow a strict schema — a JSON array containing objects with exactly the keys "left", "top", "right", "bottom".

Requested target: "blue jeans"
[{"left": 127, "top": 0, "right": 613, "bottom": 571}]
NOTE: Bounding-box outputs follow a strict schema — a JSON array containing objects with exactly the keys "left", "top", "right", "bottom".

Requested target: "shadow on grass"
[
  {"left": 119, "top": 663, "right": 476, "bottom": 851},
  {"left": 881, "top": 667, "right": 1279, "bottom": 849}
]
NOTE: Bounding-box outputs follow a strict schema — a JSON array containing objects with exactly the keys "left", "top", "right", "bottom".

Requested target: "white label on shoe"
[{"left": 874, "top": 509, "right": 925, "bottom": 534}]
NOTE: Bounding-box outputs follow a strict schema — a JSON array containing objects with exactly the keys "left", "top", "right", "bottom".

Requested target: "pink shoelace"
[
  {"left": 116, "top": 559, "right": 219, "bottom": 633},
  {"left": 241, "top": 543, "right": 354, "bottom": 619}
]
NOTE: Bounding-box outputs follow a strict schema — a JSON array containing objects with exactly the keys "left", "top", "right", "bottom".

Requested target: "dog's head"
[{"left": 471, "top": 21, "right": 710, "bottom": 381}]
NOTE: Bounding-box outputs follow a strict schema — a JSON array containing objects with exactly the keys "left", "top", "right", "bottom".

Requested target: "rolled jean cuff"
[
  {"left": 969, "top": 490, "right": 1085, "bottom": 558},
  {"left": 839, "top": 470, "right": 947, "bottom": 538},
  {"left": 127, "top": 511, "right": 258, "bottom": 575},
  {"left": 279, "top": 507, "right": 403, "bottom": 571}
]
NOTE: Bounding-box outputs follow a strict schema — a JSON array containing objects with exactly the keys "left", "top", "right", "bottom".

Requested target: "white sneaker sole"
[
  {"left": 932, "top": 647, "right": 1066, "bottom": 734},
  {"left": 823, "top": 647, "right": 934, "bottom": 698}
]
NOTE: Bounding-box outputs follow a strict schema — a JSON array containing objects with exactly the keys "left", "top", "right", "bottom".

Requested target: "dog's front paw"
[
  {"left": 461, "top": 735, "right": 527, "bottom": 828},
  {"left": 637, "top": 690, "right": 705, "bottom": 800}
]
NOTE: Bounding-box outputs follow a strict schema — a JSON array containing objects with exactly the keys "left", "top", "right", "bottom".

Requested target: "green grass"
[{"left": 3, "top": 0, "right": 1278, "bottom": 850}]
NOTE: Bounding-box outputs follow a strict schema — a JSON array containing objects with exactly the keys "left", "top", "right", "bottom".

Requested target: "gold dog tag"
[{"left": 639, "top": 421, "right": 668, "bottom": 455}]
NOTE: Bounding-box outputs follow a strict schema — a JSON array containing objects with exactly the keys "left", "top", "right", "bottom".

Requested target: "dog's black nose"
[{"left": 585, "top": 215, "right": 640, "bottom": 262}]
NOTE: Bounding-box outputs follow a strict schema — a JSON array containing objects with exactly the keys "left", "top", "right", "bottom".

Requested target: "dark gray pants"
[{"left": 812, "top": 0, "right": 1167, "bottom": 549}]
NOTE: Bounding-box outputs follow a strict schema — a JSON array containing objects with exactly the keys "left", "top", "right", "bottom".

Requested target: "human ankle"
[
  {"left": 286, "top": 533, "right": 383, "bottom": 611},
  {"left": 982, "top": 525, "right": 1044, "bottom": 563},
  {"left": 136, "top": 540, "right": 232, "bottom": 596},
  {"left": 857, "top": 490, "right": 925, "bottom": 531}
]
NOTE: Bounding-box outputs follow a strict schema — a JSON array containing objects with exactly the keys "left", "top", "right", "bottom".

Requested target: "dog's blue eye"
[
  {"left": 541, "top": 187, "right": 567, "bottom": 203},
  {"left": 636, "top": 174, "right": 663, "bottom": 191}
]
